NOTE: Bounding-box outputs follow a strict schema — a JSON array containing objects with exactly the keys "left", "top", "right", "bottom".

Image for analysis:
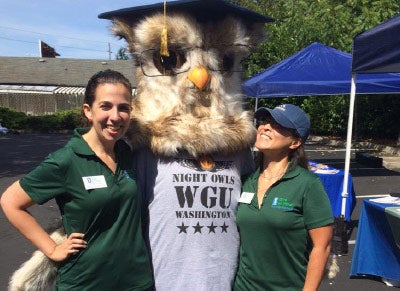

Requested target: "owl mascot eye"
[{"left": 7, "top": 1, "right": 273, "bottom": 290}]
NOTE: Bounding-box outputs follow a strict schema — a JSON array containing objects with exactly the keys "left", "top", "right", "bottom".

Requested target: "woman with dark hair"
[
  {"left": 234, "top": 104, "right": 333, "bottom": 291},
  {"left": 1, "top": 70, "right": 153, "bottom": 290}
]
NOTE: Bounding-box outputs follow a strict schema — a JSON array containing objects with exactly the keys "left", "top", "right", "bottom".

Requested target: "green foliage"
[
  {"left": 355, "top": 95, "right": 400, "bottom": 140},
  {"left": 53, "top": 108, "right": 85, "bottom": 130},
  {"left": 25, "top": 115, "right": 60, "bottom": 132},
  {"left": 0, "top": 107, "right": 83, "bottom": 132},
  {"left": 235, "top": 0, "right": 400, "bottom": 140},
  {"left": 240, "top": 0, "right": 400, "bottom": 70},
  {"left": 116, "top": 47, "right": 130, "bottom": 60},
  {"left": 0, "top": 107, "right": 27, "bottom": 129},
  {"left": 302, "top": 96, "right": 348, "bottom": 136}
]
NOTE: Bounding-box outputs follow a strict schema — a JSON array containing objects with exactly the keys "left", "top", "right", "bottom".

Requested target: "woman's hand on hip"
[{"left": 49, "top": 233, "right": 87, "bottom": 262}]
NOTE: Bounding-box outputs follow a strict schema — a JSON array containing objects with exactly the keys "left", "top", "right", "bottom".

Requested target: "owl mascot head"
[
  {"left": 101, "top": 0, "right": 272, "bottom": 159},
  {"left": 7, "top": 1, "right": 272, "bottom": 290}
]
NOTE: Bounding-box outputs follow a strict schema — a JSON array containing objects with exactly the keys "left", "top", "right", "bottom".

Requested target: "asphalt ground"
[
  {"left": 306, "top": 139, "right": 400, "bottom": 290},
  {"left": 1, "top": 133, "right": 400, "bottom": 290}
]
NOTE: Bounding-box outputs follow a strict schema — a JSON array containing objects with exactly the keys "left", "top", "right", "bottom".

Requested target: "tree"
[
  {"left": 238, "top": 0, "right": 400, "bottom": 74},
  {"left": 235, "top": 0, "right": 400, "bottom": 141},
  {"left": 116, "top": 47, "right": 129, "bottom": 60}
]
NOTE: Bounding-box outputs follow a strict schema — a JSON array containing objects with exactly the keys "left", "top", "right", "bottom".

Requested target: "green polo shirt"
[
  {"left": 20, "top": 128, "right": 153, "bottom": 291},
  {"left": 234, "top": 164, "right": 333, "bottom": 291}
]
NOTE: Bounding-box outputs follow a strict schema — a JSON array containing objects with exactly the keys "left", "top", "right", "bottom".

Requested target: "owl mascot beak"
[{"left": 188, "top": 66, "right": 210, "bottom": 90}]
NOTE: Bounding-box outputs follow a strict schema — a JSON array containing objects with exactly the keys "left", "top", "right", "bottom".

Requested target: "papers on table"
[
  {"left": 309, "top": 161, "right": 339, "bottom": 174},
  {"left": 314, "top": 169, "right": 340, "bottom": 174},
  {"left": 369, "top": 196, "right": 400, "bottom": 205}
]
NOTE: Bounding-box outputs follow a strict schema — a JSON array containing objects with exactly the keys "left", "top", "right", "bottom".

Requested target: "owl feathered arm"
[
  {"left": 151, "top": 111, "right": 256, "bottom": 157},
  {"left": 127, "top": 107, "right": 256, "bottom": 158}
]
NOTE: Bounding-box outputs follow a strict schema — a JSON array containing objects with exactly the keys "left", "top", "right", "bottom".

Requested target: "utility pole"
[
  {"left": 108, "top": 43, "right": 112, "bottom": 60},
  {"left": 38, "top": 40, "right": 42, "bottom": 58}
]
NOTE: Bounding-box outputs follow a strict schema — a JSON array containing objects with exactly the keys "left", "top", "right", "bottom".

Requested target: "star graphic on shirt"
[
  {"left": 193, "top": 222, "right": 203, "bottom": 233},
  {"left": 177, "top": 222, "right": 189, "bottom": 234},
  {"left": 220, "top": 222, "right": 229, "bottom": 233},
  {"left": 207, "top": 222, "right": 217, "bottom": 233}
]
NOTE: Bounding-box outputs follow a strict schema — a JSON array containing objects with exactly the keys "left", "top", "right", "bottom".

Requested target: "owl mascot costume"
[{"left": 8, "top": 1, "right": 272, "bottom": 290}]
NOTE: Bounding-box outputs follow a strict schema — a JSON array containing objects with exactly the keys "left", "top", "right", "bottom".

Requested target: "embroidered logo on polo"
[
  {"left": 173, "top": 157, "right": 237, "bottom": 235},
  {"left": 123, "top": 169, "right": 135, "bottom": 181},
  {"left": 271, "top": 197, "right": 294, "bottom": 210}
]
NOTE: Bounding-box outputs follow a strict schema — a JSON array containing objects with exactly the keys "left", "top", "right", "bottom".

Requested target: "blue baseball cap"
[{"left": 255, "top": 104, "right": 310, "bottom": 143}]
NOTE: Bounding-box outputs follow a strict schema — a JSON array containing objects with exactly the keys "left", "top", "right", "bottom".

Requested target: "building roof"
[
  {"left": 0, "top": 57, "right": 136, "bottom": 87},
  {"left": 0, "top": 84, "right": 56, "bottom": 94}
]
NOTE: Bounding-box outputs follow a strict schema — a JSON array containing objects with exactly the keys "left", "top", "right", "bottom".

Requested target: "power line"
[
  {"left": 0, "top": 25, "right": 118, "bottom": 45},
  {"left": 57, "top": 45, "right": 108, "bottom": 53},
  {"left": 0, "top": 36, "right": 36, "bottom": 44},
  {"left": 0, "top": 36, "right": 112, "bottom": 54}
]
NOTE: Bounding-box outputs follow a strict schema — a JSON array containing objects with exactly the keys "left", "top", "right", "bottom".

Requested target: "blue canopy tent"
[
  {"left": 243, "top": 42, "right": 400, "bottom": 98},
  {"left": 352, "top": 13, "right": 400, "bottom": 73},
  {"left": 342, "top": 13, "right": 400, "bottom": 218},
  {"left": 243, "top": 41, "right": 400, "bottom": 219}
]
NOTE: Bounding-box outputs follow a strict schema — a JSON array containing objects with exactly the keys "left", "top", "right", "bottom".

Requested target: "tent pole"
[{"left": 341, "top": 74, "right": 357, "bottom": 217}]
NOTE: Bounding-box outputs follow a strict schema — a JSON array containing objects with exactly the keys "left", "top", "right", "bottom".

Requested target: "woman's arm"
[
  {"left": 303, "top": 225, "right": 333, "bottom": 291},
  {"left": 0, "top": 181, "right": 86, "bottom": 262}
]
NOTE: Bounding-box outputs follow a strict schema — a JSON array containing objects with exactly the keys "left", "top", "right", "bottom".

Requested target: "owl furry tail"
[{"left": 8, "top": 228, "right": 65, "bottom": 291}]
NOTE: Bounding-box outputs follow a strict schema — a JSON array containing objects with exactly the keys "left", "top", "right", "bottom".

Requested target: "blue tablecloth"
[
  {"left": 309, "top": 161, "right": 356, "bottom": 221},
  {"left": 350, "top": 199, "right": 400, "bottom": 280}
]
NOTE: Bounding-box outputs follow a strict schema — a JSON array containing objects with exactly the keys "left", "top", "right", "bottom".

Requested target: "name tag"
[
  {"left": 82, "top": 175, "right": 107, "bottom": 190},
  {"left": 239, "top": 192, "right": 254, "bottom": 204}
]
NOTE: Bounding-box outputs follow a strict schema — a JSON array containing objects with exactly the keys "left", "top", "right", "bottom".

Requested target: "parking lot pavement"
[
  {"left": 1, "top": 133, "right": 399, "bottom": 290},
  {"left": 306, "top": 140, "right": 400, "bottom": 290},
  {"left": 0, "top": 133, "right": 70, "bottom": 289}
]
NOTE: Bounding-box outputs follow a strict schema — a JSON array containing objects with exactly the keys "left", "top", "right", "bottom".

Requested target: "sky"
[{"left": 0, "top": 0, "right": 161, "bottom": 60}]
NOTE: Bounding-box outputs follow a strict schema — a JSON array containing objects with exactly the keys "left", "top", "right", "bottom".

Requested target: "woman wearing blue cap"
[{"left": 234, "top": 104, "right": 333, "bottom": 291}]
